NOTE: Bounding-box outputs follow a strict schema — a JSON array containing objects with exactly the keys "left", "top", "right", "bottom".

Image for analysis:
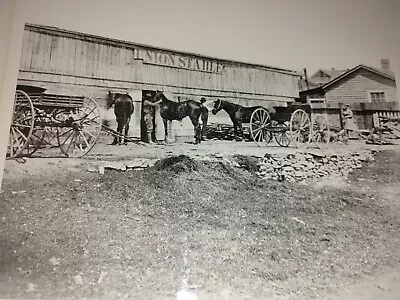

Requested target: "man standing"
[
  {"left": 142, "top": 92, "right": 161, "bottom": 144},
  {"left": 341, "top": 103, "right": 357, "bottom": 144},
  {"left": 199, "top": 97, "right": 209, "bottom": 141}
]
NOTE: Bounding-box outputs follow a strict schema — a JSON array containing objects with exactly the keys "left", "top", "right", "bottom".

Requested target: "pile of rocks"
[{"left": 256, "top": 150, "right": 376, "bottom": 182}]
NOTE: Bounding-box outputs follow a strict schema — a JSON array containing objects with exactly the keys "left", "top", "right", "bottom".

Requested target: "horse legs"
[
  {"left": 201, "top": 111, "right": 208, "bottom": 141},
  {"left": 123, "top": 117, "right": 131, "bottom": 145},
  {"left": 112, "top": 119, "right": 123, "bottom": 145},
  {"left": 233, "top": 122, "right": 238, "bottom": 141},
  {"left": 237, "top": 121, "right": 244, "bottom": 141},
  {"left": 163, "top": 119, "right": 168, "bottom": 143},
  {"left": 190, "top": 117, "right": 201, "bottom": 144}
]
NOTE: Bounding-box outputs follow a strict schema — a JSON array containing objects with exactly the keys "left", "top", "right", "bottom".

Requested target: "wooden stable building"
[{"left": 16, "top": 23, "right": 300, "bottom": 141}]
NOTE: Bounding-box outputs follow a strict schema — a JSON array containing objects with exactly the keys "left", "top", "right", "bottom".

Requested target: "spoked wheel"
[
  {"left": 27, "top": 126, "right": 60, "bottom": 156},
  {"left": 289, "top": 109, "right": 312, "bottom": 147},
  {"left": 7, "top": 90, "right": 35, "bottom": 159},
  {"left": 311, "top": 115, "right": 331, "bottom": 145},
  {"left": 250, "top": 107, "right": 272, "bottom": 146},
  {"left": 274, "top": 123, "right": 291, "bottom": 147},
  {"left": 57, "top": 97, "right": 102, "bottom": 158}
]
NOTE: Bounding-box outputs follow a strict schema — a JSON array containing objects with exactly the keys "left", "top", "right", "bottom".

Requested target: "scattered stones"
[
  {"left": 255, "top": 150, "right": 376, "bottom": 183},
  {"left": 103, "top": 162, "right": 126, "bottom": 171},
  {"left": 97, "top": 271, "right": 108, "bottom": 284},
  {"left": 87, "top": 166, "right": 97, "bottom": 173},
  {"left": 11, "top": 190, "right": 26, "bottom": 195},
  {"left": 26, "top": 283, "right": 35, "bottom": 292},
  {"left": 97, "top": 158, "right": 160, "bottom": 174},
  {"left": 73, "top": 274, "right": 83, "bottom": 285},
  {"left": 49, "top": 257, "right": 60, "bottom": 266}
]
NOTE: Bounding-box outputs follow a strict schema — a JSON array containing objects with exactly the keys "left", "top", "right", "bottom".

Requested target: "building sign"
[{"left": 136, "top": 49, "right": 225, "bottom": 74}]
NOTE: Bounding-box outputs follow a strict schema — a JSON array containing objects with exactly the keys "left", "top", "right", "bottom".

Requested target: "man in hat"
[
  {"left": 142, "top": 92, "right": 162, "bottom": 144},
  {"left": 341, "top": 103, "right": 358, "bottom": 144},
  {"left": 199, "top": 97, "right": 208, "bottom": 141}
]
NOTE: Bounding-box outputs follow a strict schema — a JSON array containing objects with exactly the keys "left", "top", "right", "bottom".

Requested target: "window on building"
[{"left": 369, "top": 91, "right": 386, "bottom": 102}]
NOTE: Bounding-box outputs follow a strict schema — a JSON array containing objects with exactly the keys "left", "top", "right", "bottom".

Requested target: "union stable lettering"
[{"left": 140, "top": 50, "right": 225, "bottom": 74}]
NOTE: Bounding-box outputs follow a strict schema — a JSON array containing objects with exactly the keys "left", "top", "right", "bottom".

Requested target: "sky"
[{"left": 9, "top": 0, "right": 400, "bottom": 76}]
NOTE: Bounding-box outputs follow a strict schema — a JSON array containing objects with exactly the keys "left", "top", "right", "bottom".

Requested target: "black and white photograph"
[{"left": 1, "top": 0, "right": 400, "bottom": 299}]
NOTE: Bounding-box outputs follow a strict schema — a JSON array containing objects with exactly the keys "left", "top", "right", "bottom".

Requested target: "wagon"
[
  {"left": 7, "top": 85, "right": 102, "bottom": 159},
  {"left": 249, "top": 102, "right": 331, "bottom": 147}
]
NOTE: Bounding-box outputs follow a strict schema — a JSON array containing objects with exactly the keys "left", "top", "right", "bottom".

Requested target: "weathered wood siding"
[
  {"left": 19, "top": 27, "right": 298, "bottom": 99},
  {"left": 17, "top": 24, "right": 300, "bottom": 140},
  {"left": 325, "top": 69, "right": 397, "bottom": 104}
]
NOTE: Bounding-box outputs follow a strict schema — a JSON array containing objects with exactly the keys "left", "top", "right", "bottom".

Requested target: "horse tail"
[{"left": 128, "top": 96, "right": 134, "bottom": 115}]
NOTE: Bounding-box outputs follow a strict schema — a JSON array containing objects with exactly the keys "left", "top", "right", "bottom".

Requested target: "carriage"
[
  {"left": 248, "top": 102, "right": 330, "bottom": 147},
  {"left": 7, "top": 85, "right": 102, "bottom": 159}
]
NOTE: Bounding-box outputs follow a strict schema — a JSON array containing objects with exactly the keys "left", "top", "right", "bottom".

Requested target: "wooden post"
[
  {"left": 372, "top": 112, "right": 379, "bottom": 128},
  {"left": 303, "top": 68, "right": 309, "bottom": 90}
]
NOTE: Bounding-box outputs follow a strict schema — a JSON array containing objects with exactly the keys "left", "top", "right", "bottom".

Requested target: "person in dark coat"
[{"left": 199, "top": 97, "right": 209, "bottom": 141}]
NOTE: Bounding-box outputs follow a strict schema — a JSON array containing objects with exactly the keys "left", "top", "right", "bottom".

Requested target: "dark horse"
[
  {"left": 152, "top": 91, "right": 208, "bottom": 144},
  {"left": 211, "top": 99, "right": 265, "bottom": 141},
  {"left": 106, "top": 91, "right": 134, "bottom": 145}
]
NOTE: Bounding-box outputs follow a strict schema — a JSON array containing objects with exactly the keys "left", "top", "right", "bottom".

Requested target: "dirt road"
[{"left": 0, "top": 141, "right": 400, "bottom": 300}]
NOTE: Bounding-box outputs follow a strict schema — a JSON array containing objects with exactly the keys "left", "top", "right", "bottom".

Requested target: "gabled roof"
[
  {"left": 312, "top": 69, "right": 347, "bottom": 79},
  {"left": 322, "top": 64, "right": 396, "bottom": 89},
  {"left": 300, "top": 64, "right": 396, "bottom": 94}
]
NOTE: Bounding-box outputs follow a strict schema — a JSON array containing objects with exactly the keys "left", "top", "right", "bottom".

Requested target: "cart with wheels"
[
  {"left": 249, "top": 103, "right": 312, "bottom": 147},
  {"left": 7, "top": 85, "right": 102, "bottom": 159}
]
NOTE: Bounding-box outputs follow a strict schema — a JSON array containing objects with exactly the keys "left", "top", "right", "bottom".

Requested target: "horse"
[
  {"left": 152, "top": 91, "right": 208, "bottom": 144},
  {"left": 211, "top": 99, "right": 265, "bottom": 141},
  {"left": 106, "top": 91, "right": 134, "bottom": 145}
]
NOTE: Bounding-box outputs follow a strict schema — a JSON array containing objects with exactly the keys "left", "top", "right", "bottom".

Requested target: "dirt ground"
[{"left": 1, "top": 139, "right": 400, "bottom": 300}]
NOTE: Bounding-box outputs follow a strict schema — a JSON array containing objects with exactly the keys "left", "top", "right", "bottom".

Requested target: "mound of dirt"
[{"left": 152, "top": 154, "right": 200, "bottom": 174}]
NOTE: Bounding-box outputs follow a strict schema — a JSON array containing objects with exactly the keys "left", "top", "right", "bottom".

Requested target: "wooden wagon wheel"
[
  {"left": 289, "top": 109, "right": 312, "bottom": 147},
  {"left": 7, "top": 90, "right": 35, "bottom": 159},
  {"left": 311, "top": 114, "right": 331, "bottom": 145},
  {"left": 27, "top": 125, "right": 60, "bottom": 156},
  {"left": 250, "top": 107, "right": 272, "bottom": 146},
  {"left": 274, "top": 123, "right": 291, "bottom": 147},
  {"left": 57, "top": 97, "right": 102, "bottom": 158}
]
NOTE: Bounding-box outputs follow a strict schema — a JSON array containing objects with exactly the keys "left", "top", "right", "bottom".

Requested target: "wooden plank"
[
  {"left": 119, "top": 47, "right": 126, "bottom": 80},
  {"left": 108, "top": 45, "right": 115, "bottom": 80},
  {"left": 72, "top": 38, "right": 81, "bottom": 76},
  {"left": 128, "top": 48, "right": 136, "bottom": 81},
  {"left": 107, "top": 45, "right": 113, "bottom": 79},
  {"left": 24, "top": 31, "right": 35, "bottom": 71},
  {"left": 41, "top": 34, "right": 51, "bottom": 72},
  {"left": 20, "top": 29, "right": 31, "bottom": 70},
  {"left": 80, "top": 40, "right": 88, "bottom": 77},
  {"left": 86, "top": 41, "right": 94, "bottom": 77},
  {"left": 58, "top": 37, "right": 68, "bottom": 74},
  {"left": 124, "top": 47, "right": 132, "bottom": 80},
  {"left": 113, "top": 46, "right": 120, "bottom": 79},
  {"left": 119, "top": 46, "right": 125, "bottom": 79},
  {"left": 97, "top": 43, "right": 104, "bottom": 78},
  {"left": 49, "top": 35, "right": 59, "bottom": 73},
  {"left": 67, "top": 37, "right": 76, "bottom": 75},
  {"left": 30, "top": 32, "right": 41, "bottom": 71},
  {"left": 103, "top": 44, "right": 110, "bottom": 79},
  {"left": 91, "top": 43, "right": 99, "bottom": 77}
]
